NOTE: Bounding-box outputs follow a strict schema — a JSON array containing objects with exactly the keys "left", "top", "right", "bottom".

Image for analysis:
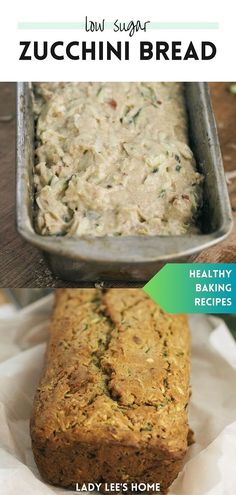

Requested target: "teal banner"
[{"left": 143, "top": 264, "right": 236, "bottom": 314}]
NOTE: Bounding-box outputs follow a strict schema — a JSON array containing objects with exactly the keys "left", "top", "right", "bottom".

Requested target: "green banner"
[{"left": 143, "top": 264, "right": 236, "bottom": 314}]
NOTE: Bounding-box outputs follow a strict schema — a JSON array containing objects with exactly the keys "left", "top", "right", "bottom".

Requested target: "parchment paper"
[{"left": 0, "top": 295, "right": 236, "bottom": 495}]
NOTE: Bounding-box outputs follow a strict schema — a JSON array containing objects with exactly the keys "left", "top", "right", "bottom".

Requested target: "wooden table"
[
  {"left": 0, "top": 83, "right": 236, "bottom": 287},
  {"left": 0, "top": 291, "right": 9, "bottom": 305}
]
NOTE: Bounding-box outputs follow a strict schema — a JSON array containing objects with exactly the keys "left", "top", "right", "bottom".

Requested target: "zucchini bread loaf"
[{"left": 30, "top": 289, "right": 191, "bottom": 493}]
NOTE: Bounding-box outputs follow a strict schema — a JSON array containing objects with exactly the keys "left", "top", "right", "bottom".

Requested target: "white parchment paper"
[{"left": 0, "top": 295, "right": 236, "bottom": 495}]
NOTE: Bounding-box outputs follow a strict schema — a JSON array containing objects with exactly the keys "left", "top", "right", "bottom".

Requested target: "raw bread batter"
[{"left": 33, "top": 82, "right": 203, "bottom": 236}]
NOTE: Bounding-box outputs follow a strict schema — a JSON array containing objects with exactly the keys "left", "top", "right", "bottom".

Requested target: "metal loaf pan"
[{"left": 16, "top": 82, "right": 233, "bottom": 286}]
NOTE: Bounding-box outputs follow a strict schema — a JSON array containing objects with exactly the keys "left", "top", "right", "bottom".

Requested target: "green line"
[
  {"left": 17, "top": 21, "right": 219, "bottom": 30},
  {"left": 18, "top": 22, "right": 85, "bottom": 29},
  {"left": 149, "top": 22, "right": 219, "bottom": 29}
]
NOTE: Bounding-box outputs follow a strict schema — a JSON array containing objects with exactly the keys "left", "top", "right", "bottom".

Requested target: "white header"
[{"left": 0, "top": 0, "right": 234, "bottom": 81}]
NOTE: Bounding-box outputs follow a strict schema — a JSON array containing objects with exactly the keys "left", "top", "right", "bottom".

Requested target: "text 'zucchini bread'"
[{"left": 30, "top": 289, "right": 191, "bottom": 494}]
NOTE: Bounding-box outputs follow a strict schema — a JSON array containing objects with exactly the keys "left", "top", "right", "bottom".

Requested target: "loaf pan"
[{"left": 16, "top": 82, "right": 233, "bottom": 286}]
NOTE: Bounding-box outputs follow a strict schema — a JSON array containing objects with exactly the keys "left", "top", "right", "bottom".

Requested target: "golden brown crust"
[{"left": 30, "top": 289, "right": 190, "bottom": 493}]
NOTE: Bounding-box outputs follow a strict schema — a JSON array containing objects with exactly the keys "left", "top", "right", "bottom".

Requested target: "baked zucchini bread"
[
  {"left": 30, "top": 289, "right": 191, "bottom": 493},
  {"left": 33, "top": 82, "right": 203, "bottom": 236}
]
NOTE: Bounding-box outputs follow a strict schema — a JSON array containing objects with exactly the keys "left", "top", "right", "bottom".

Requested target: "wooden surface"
[
  {"left": 195, "top": 83, "right": 236, "bottom": 263},
  {"left": 0, "top": 82, "right": 236, "bottom": 288},
  {"left": 0, "top": 291, "right": 9, "bottom": 304}
]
